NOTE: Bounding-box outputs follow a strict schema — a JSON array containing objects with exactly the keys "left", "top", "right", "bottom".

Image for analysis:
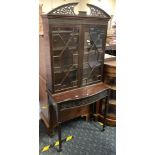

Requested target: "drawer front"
[{"left": 59, "top": 90, "right": 108, "bottom": 110}]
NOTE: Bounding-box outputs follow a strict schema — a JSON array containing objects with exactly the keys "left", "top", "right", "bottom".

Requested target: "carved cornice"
[
  {"left": 48, "top": 3, "right": 78, "bottom": 16},
  {"left": 87, "top": 4, "right": 110, "bottom": 18},
  {"left": 47, "top": 3, "right": 110, "bottom": 19}
]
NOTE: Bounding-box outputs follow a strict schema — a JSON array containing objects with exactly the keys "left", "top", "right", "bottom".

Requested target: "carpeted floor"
[{"left": 39, "top": 118, "right": 116, "bottom": 155}]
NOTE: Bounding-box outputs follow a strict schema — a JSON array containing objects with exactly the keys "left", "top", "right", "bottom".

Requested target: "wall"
[{"left": 39, "top": 0, "right": 116, "bottom": 16}]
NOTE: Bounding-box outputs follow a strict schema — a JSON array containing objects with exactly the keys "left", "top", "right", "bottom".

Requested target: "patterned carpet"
[{"left": 39, "top": 118, "right": 116, "bottom": 155}]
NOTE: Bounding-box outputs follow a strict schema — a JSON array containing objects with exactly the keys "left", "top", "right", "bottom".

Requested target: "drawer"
[{"left": 59, "top": 90, "right": 108, "bottom": 110}]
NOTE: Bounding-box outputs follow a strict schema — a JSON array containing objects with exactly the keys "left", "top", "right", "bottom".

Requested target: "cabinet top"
[{"left": 42, "top": 3, "right": 110, "bottom": 20}]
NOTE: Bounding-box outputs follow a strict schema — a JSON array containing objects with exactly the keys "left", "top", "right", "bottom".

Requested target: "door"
[
  {"left": 82, "top": 25, "right": 107, "bottom": 86},
  {"left": 51, "top": 25, "right": 80, "bottom": 92}
]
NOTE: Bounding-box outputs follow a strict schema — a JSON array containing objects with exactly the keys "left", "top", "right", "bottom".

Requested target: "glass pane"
[
  {"left": 82, "top": 26, "right": 106, "bottom": 86},
  {"left": 52, "top": 26, "right": 79, "bottom": 92}
]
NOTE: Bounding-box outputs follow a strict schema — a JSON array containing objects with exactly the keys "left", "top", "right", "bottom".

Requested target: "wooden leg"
[
  {"left": 58, "top": 122, "right": 62, "bottom": 152},
  {"left": 96, "top": 100, "right": 102, "bottom": 114},
  {"left": 102, "top": 96, "right": 109, "bottom": 131},
  {"left": 98, "top": 99, "right": 103, "bottom": 114},
  {"left": 55, "top": 104, "right": 62, "bottom": 152},
  {"left": 47, "top": 94, "right": 55, "bottom": 137},
  {"left": 91, "top": 103, "right": 95, "bottom": 121},
  {"left": 47, "top": 127, "right": 52, "bottom": 137},
  {"left": 46, "top": 125, "right": 56, "bottom": 138}
]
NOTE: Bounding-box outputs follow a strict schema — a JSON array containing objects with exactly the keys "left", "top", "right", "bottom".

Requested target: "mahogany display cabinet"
[{"left": 39, "top": 3, "right": 111, "bottom": 137}]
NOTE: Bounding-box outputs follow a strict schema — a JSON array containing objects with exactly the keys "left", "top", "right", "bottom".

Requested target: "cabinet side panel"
[
  {"left": 39, "top": 35, "right": 47, "bottom": 104},
  {"left": 39, "top": 16, "right": 52, "bottom": 129},
  {"left": 39, "top": 34, "right": 49, "bottom": 125},
  {"left": 39, "top": 75, "right": 48, "bottom": 118},
  {"left": 39, "top": 35, "right": 46, "bottom": 80},
  {"left": 42, "top": 16, "right": 52, "bottom": 91}
]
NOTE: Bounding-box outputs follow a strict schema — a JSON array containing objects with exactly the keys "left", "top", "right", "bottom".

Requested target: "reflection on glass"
[{"left": 82, "top": 26, "right": 105, "bottom": 86}]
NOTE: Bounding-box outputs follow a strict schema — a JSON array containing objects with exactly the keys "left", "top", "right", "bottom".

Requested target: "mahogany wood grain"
[
  {"left": 39, "top": 4, "right": 111, "bottom": 135},
  {"left": 52, "top": 82, "right": 109, "bottom": 104}
]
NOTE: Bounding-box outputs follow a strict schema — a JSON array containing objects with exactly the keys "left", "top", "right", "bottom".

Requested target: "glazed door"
[
  {"left": 82, "top": 25, "right": 107, "bottom": 86},
  {"left": 51, "top": 26, "right": 80, "bottom": 92}
]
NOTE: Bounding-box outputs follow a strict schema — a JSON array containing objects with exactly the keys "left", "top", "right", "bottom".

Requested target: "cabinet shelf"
[
  {"left": 54, "top": 67, "right": 78, "bottom": 74},
  {"left": 84, "top": 45, "right": 102, "bottom": 52},
  {"left": 52, "top": 30, "right": 78, "bottom": 34},
  {"left": 84, "top": 49, "right": 103, "bottom": 54},
  {"left": 53, "top": 46, "right": 78, "bottom": 52}
]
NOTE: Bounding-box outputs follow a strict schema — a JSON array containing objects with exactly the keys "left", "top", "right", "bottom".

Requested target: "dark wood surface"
[
  {"left": 41, "top": 5, "right": 110, "bottom": 93},
  {"left": 40, "top": 3, "right": 111, "bottom": 138},
  {"left": 51, "top": 82, "right": 109, "bottom": 104}
]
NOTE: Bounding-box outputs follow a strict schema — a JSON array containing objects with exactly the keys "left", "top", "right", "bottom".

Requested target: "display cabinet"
[{"left": 40, "top": 3, "right": 111, "bottom": 135}]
